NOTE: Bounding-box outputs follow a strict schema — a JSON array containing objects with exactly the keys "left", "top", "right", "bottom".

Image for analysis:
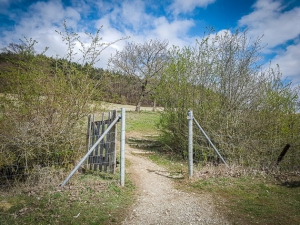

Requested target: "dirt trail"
[{"left": 122, "top": 145, "right": 229, "bottom": 225}]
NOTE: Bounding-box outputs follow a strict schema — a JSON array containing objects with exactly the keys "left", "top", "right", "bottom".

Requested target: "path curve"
[{"left": 122, "top": 145, "right": 229, "bottom": 225}]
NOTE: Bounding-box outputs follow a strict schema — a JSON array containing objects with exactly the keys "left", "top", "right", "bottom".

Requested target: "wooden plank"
[
  {"left": 104, "top": 112, "right": 111, "bottom": 172},
  {"left": 93, "top": 121, "right": 101, "bottom": 171},
  {"left": 99, "top": 113, "right": 105, "bottom": 172}
]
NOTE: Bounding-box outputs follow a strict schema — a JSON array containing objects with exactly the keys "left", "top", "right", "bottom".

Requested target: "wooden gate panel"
[{"left": 86, "top": 110, "right": 117, "bottom": 174}]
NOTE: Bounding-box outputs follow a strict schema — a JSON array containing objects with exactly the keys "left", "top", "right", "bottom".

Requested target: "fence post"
[
  {"left": 120, "top": 108, "right": 126, "bottom": 187},
  {"left": 188, "top": 110, "right": 193, "bottom": 178}
]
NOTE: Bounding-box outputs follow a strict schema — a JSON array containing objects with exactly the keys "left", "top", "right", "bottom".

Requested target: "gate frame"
[{"left": 61, "top": 108, "right": 126, "bottom": 187}]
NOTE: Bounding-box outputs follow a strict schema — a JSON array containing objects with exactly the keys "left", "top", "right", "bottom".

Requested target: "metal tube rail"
[
  {"left": 188, "top": 110, "right": 193, "bottom": 178},
  {"left": 120, "top": 108, "right": 126, "bottom": 186},
  {"left": 193, "top": 117, "right": 229, "bottom": 168}
]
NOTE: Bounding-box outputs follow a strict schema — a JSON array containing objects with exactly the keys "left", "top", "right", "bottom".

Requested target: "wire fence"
[
  {"left": 163, "top": 112, "right": 300, "bottom": 173},
  {"left": 192, "top": 131, "right": 300, "bottom": 171}
]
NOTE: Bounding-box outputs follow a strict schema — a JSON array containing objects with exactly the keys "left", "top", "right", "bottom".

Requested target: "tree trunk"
[
  {"left": 152, "top": 99, "right": 156, "bottom": 112},
  {"left": 135, "top": 95, "right": 144, "bottom": 112},
  {"left": 136, "top": 82, "right": 147, "bottom": 112},
  {"left": 135, "top": 103, "right": 141, "bottom": 112}
]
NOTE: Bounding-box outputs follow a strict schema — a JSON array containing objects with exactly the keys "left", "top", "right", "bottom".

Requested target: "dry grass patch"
[{"left": 0, "top": 170, "right": 135, "bottom": 225}]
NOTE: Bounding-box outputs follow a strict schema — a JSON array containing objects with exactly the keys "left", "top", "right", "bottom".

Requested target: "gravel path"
[{"left": 122, "top": 145, "right": 229, "bottom": 225}]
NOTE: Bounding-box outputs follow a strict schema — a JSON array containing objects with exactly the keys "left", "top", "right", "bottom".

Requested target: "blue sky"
[{"left": 0, "top": 0, "right": 300, "bottom": 86}]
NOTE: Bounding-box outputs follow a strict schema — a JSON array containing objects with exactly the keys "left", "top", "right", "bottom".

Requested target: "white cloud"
[
  {"left": 1, "top": 0, "right": 81, "bottom": 42},
  {"left": 0, "top": 0, "right": 81, "bottom": 53},
  {"left": 150, "top": 17, "right": 195, "bottom": 46},
  {"left": 95, "top": 14, "right": 131, "bottom": 46},
  {"left": 0, "top": 0, "right": 203, "bottom": 69},
  {"left": 93, "top": 17, "right": 131, "bottom": 67},
  {"left": 92, "top": 1, "right": 198, "bottom": 66},
  {"left": 270, "top": 42, "right": 300, "bottom": 85},
  {"left": 94, "top": 1, "right": 114, "bottom": 14},
  {"left": 96, "top": 0, "right": 152, "bottom": 34},
  {"left": 120, "top": 0, "right": 147, "bottom": 31},
  {"left": 0, "top": 0, "right": 9, "bottom": 6},
  {"left": 238, "top": 0, "right": 300, "bottom": 86},
  {"left": 239, "top": 0, "right": 300, "bottom": 50},
  {"left": 169, "top": 0, "right": 215, "bottom": 15}
]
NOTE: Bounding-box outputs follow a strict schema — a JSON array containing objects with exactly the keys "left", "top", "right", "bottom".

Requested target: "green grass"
[
  {"left": 144, "top": 143, "right": 300, "bottom": 225},
  {"left": 2, "top": 106, "right": 299, "bottom": 225},
  {"left": 131, "top": 110, "right": 300, "bottom": 225},
  {"left": 191, "top": 175, "right": 300, "bottom": 225},
  {"left": 0, "top": 173, "right": 135, "bottom": 225},
  {"left": 147, "top": 153, "right": 187, "bottom": 174},
  {"left": 0, "top": 105, "right": 159, "bottom": 225},
  {"left": 125, "top": 111, "right": 160, "bottom": 135}
]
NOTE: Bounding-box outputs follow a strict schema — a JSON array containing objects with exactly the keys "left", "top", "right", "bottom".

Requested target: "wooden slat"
[
  {"left": 99, "top": 113, "right": 105, "bottom": 172},
  {"left": 104, "top": 112, "right": 111, "bottom": 173},
  {"left": 93, "top": 121, "right": 100, "bottom": 171}
]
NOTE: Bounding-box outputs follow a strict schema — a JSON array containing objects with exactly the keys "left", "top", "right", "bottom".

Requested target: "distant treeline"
[{"left": 0, "top": 52, "right": 154, "bottom": 107}]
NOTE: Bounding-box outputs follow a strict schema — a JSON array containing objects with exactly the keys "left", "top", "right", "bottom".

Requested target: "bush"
[{"left": 157, "top": 30, "right": 300, "bottom": 171}]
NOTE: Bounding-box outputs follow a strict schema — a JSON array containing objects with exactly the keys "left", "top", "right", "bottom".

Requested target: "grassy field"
[
  {"left": 0, "top": 109, "right": 160, "bottom": 225},
  {"left": 123, "top": 109, "right": 300, "bottom": 224},
  {"left": 129, "top": 110, "right": 300, "bottom": 225},
  {"left": 191, "top": 173, "right": 300, "bottom": 225},
  {"left": 125, "top": 110, "right": 161, "bottom": 135},
  {"left": 149, "top": 152, "right": 300, "bottom": 225},
  {"left": 1, "top": 106, "right": 299, "bottom": 225}
]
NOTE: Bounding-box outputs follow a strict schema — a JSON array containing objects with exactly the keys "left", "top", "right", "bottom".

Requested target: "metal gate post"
[
  {"left": 188, "top": 110, "right": 193, "bottom": 178},
  {"left": 120, "top": 108, "right": 126, "bottom": 187}
]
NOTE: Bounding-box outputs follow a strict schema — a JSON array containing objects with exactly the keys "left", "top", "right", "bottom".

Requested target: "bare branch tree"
[{"left": 109, "top": 39, "right": 169, "bottom": 112}]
